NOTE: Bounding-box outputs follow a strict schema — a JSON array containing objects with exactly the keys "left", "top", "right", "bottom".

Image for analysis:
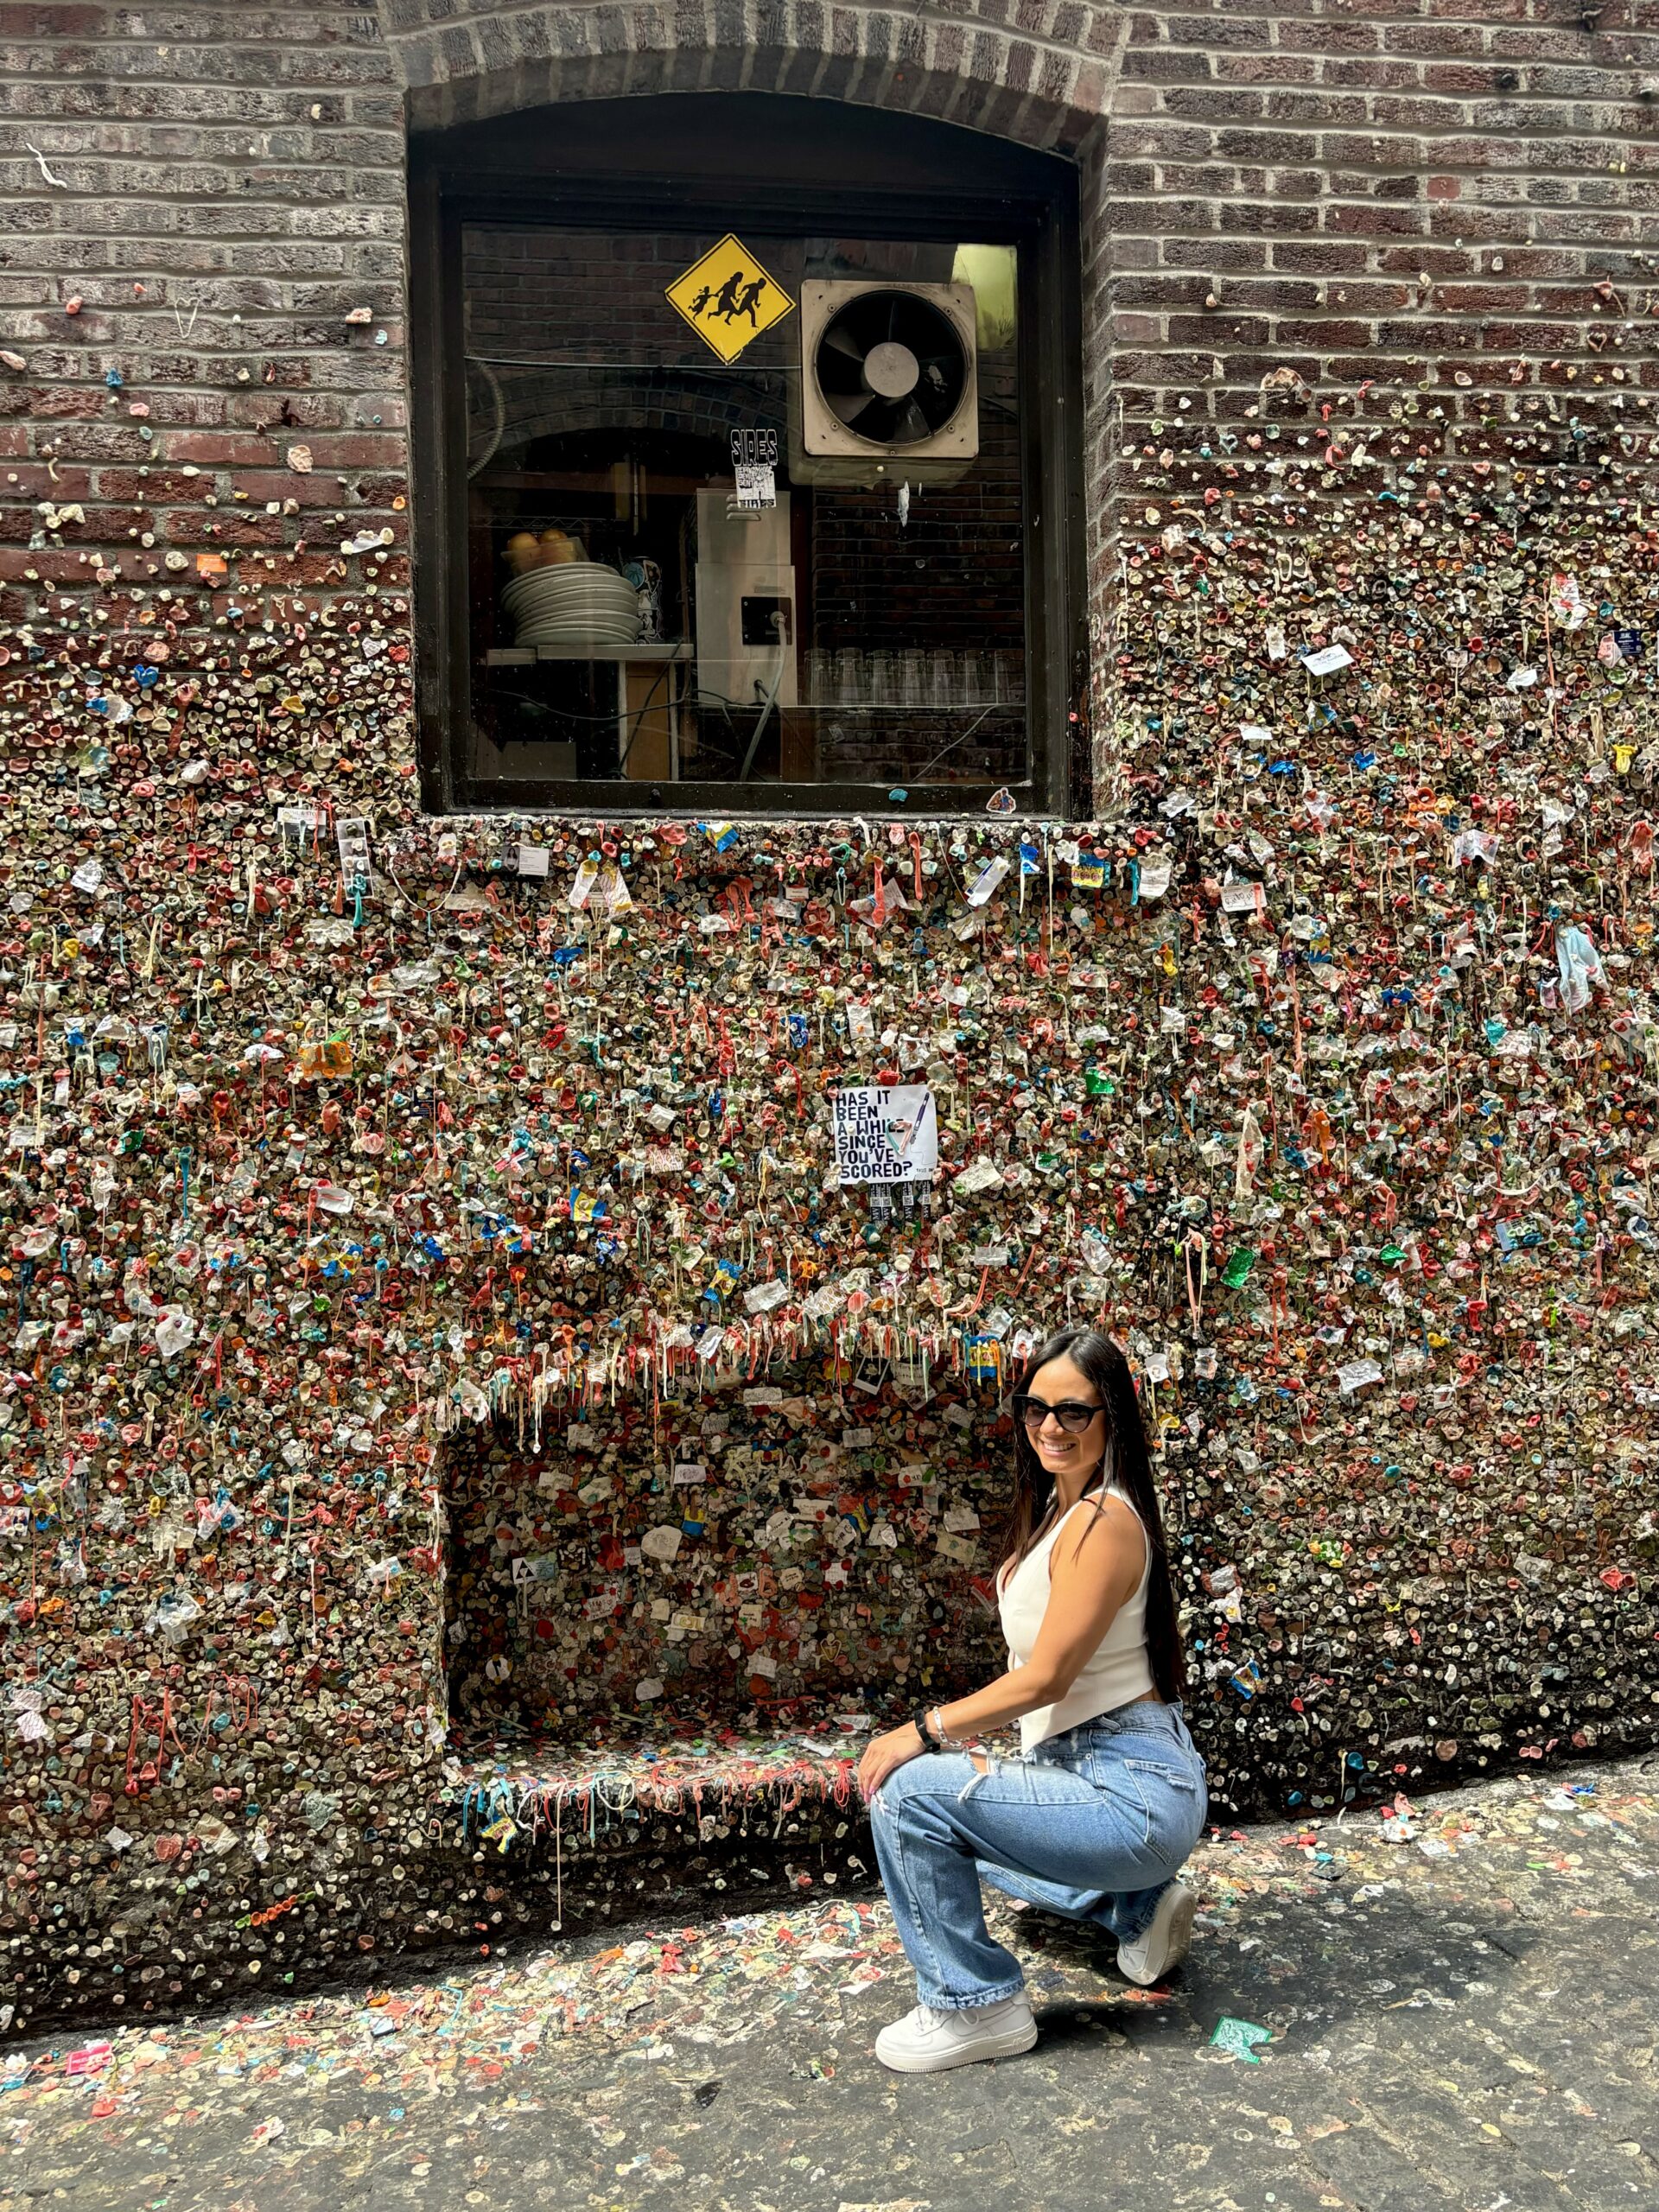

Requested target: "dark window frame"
[{"left": 408, "top": 94, "right": 1086, "bottom": 819}]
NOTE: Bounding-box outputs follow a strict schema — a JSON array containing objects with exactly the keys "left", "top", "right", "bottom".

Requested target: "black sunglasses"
[{"left": 1012, "top": 1393, "right": 1104, "bottom": 1435}]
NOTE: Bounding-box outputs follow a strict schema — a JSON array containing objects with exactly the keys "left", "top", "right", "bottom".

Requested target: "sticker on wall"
[
  {"left": 731, "top": 426, "right": 780, "bottom": 509},
  {"left": 666, "top": 234, "right": 796, "bottom": 363}
]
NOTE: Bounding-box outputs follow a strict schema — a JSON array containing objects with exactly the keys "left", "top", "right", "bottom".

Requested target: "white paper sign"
[
  {"left": 1300, "top": 643, "right": 1354, "bottom": 677},
  {"left": 734, "top": 462, "right": 776, "bottom": 510},
  {"left": 832, "top": 1084, "right": 938, "bottom": 1185}
]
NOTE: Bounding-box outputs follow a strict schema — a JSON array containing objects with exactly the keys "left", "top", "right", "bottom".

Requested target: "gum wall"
[{"left": 0, "top": 3, "right": 1656, "bottom": 2035}]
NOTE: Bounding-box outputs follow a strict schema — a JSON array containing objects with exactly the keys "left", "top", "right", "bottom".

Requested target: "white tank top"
[{"left": 996, "top": 1483, "right": 1155, "bottom": 1754}]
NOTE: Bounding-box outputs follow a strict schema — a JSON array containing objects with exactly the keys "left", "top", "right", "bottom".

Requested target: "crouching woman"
[{"left": 856, "top": 1327, "right": 1207, "bottom": 2073}]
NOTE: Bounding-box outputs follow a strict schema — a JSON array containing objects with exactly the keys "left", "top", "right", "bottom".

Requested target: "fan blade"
[
  {"left": 820, "top": 325, "right": 867, "bottom": 363},
  {"left": 890, "top": 399, "right": 931, "bottom": 444},
  {"left": 825, "top": 389, "right": 876, "bottom": 429},
  {"left": 817, "top": 358, "right": 868, "bottom": 402},
  {"left": 849, "top": 397, "right": 901, "bottom": 444},
  {"left": 913, "top": 380, "right": 957, "bottom": 430}
]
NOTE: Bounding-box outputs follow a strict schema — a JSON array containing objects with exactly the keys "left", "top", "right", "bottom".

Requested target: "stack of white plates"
[{"left": 502, "top": 563, "right": 641, "bottom": 650}]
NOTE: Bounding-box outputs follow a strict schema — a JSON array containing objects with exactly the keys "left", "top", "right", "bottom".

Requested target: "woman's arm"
[{"left": 856, "top": 1497, "right": 1144, "bottom": 1798}]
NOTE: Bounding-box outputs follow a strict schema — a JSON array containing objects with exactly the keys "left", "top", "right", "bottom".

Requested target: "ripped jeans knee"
[
  {"left": 958, "top": 1748, "right": 997, "bottom": 1799},
  {"left": 873, "top": 1749, "right": 995, "bottom": 1824}
]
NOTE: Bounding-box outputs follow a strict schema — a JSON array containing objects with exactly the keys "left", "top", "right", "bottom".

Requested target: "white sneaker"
[
  {"left": 874, "top": 1991, "right": 1038, "bottom": 2073},
  {"left": 1116, "top": 1878, "right": 1196, "bottom": 1986}
]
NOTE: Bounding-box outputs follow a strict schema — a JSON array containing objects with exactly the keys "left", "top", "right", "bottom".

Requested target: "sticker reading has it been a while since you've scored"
[{"left": 832, "top": 1085, "right": 938, "bottom": 1185}]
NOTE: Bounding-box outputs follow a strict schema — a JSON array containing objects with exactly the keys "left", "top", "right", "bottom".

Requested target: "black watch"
[{"left": 913, "top": 1705, "right": 944, "bottom": 1750}]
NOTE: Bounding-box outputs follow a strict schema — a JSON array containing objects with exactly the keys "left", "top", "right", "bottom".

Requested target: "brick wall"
[
  {"left": 1103, "top": 3, "right": 1655, "bottom": 478},
  {"left": 0, "top": 2, "right": 1655, "bottom": 2039},
  {"left": 5, "top": 3, "right": 1652, "bottom": 689}
]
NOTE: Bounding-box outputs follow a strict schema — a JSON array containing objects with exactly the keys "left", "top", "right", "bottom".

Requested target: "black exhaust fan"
[{"left": 811, "top": 289, "right": 971, "bottom": 448}]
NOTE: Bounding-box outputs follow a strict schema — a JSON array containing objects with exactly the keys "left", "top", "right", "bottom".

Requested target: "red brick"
[
  {"left": 1274, "top": 318, "right": 1377, "bottom": 350},
  {"left": 1326, "top": 203, "right": 1429, "bottom": 238},
  {"left": 1272, "top": 243, "right": 1370, "bottom": 275}
]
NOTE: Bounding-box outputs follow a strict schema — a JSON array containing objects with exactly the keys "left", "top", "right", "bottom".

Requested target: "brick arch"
[
  {"left": 474, "top": 367, "right": 791, "bottom": 464},
  {"left": 387, "top": 0, "right": 1127, "bottom": 155}
]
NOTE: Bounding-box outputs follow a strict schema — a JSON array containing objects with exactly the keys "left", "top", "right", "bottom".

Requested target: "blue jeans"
[{"left": 869, "top": 1700, "right": 1209, "bottom": 2012}]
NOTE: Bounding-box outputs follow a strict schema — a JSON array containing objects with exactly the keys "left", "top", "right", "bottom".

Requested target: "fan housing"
[{"left": 794, "top": 279, "right": 978, "bottom": 485}]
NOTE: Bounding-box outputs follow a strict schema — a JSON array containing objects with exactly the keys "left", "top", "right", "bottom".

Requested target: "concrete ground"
[{"left": 3, "top": 1755, "right": 1656, "bottom": 2212}]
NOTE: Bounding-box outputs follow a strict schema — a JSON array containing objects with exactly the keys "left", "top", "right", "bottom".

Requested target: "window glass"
[{"left": 461, "top": 224, "right": 1027, "bottom": 798}]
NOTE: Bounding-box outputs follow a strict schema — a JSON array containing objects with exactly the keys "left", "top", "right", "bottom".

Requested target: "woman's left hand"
[{"left": 858, "top": 1722, "right": 926, "bottom": 1802}]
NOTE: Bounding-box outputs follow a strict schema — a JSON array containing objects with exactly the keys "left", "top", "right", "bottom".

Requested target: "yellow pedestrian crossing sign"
[{"left": 665, "top": 234, "right": 795, "bottom": 364}]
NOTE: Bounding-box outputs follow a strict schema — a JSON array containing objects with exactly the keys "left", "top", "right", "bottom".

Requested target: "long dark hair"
[{"left": 996, "top": 1327, "right": 1188, "bottom": 1705}]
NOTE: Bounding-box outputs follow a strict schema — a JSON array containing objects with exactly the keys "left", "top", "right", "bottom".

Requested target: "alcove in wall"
[{"left": 440, "top": 1353, "right": 1011, "bottom": 1765}]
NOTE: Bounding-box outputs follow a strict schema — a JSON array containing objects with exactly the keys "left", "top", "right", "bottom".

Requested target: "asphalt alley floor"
[{"left": 5, "top": 1756, "right": 1658, "bottom": 2212}]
